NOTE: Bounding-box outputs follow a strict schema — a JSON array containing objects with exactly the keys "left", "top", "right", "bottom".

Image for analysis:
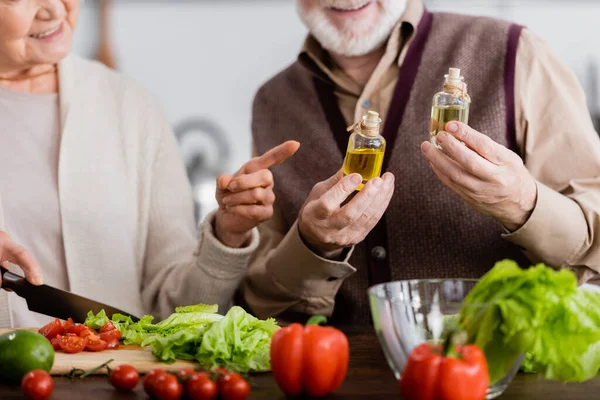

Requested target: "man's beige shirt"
[{"left": 242, "top": 0, "right": 600, "bottom": 319}]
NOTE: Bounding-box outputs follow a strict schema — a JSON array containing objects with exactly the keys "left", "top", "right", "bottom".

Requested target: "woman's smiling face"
[{"left": 0, "top": 0, "right": 78, "bottom": 72}]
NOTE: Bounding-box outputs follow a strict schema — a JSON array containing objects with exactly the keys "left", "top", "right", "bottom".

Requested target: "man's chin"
[
  {"left": 321, "top": 37, "right": 385, "bottom": 57},
  {"left": 300, "top": 12, "right": 399, "bottom": 57},
  {"left": 313, "top": 25, "right": 390, "bottom": 57}
]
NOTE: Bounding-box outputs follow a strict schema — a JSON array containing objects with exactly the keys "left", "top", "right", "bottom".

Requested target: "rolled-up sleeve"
[
  {"left": 241, "top": 202, "right": 356, "bottom": 319},
  {"left": 504, "top": 28, "right": 600, "bottom": 282}
]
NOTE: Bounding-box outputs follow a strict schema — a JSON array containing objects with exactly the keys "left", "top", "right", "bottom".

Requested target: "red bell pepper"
[
  {"left": 270, "top": 315, "right": 349, "bottom": 397},
  {"left": 399, "top": 333, "right": 489, "bottom": 400}
]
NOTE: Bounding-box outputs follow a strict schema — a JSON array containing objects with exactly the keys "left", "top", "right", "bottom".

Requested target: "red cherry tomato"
[
  {"left": 152, "top": 373, "right": 183, "bottom": 400},
  {"left": 218, "top": 373, "right": 250, "bottom": 400},
  {"left": 79, "top": 329, "right": 96, "bottom": 338},
  {"left": 38, "top": 319, "right": 65, "bottom": 340},
  {"left": 50, "top": 336, "right": 61, "bottom": 351},
  {"left": 110, "top": 364, "right": 139, "bottom": 391},
  {"left": 21, "top": 370, "right": 54, "bottom": 400},
  {"left": 186, "top": 372, "right": 217, "bottom": 400},
  {"left": 214, "top": 367, "right": 229, "bottom": 375},
  {"left": 67, "top": 324, "right": 92, "bottom": 337},
  {"left": 100, "top": 321, "right": 117, "bottom": 333},
  {"left": 59, "top": 333, "right": 88, "bottom": 353},
  {"left": 61, "top": 318, "right": 75, "bottom": 331},
  {"left": 176, "top": 367, "right": 196, "bottom": 380},
  {"left": 100, "top": 334, "right": 119, "bottom": 349},
  {"left": 143, "top": 368, "right": 167, "bottom": 396},
  {"left": 99, "top": 328, "right": 121, "bottom": 341},
  {"left": 84, "top": 334, "right": 107, "bottom": 352}
]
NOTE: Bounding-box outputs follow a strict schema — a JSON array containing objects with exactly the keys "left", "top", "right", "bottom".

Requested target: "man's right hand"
[
  {"left": 298, "top": 171, "right": 395, "bottom": 259},
  {"left": 0, "top": 231, "right": 43, "bottom": 286}
]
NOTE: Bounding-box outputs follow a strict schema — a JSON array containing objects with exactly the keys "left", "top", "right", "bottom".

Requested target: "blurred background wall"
[{"left": 71, "top": 0, "right": 600, "bottom": 221}]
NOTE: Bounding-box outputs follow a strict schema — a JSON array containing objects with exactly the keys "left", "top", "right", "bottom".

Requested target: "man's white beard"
[{"left": 298, "top": 1, "right": 407, "bottom": 57}]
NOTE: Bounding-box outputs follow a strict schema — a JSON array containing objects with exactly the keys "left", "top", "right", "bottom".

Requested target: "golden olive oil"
[
  {"left": 430, "top": 68, "right": 471, "bottom": 149},
  {"left": 343, "top": 148, "right": 385, "bottom": 190},
  {"left": 430, "top": 104, "right": 469, "bottom": 136},
  {"left": 343, "top": 111, "right": 386, "bottom": 191}
]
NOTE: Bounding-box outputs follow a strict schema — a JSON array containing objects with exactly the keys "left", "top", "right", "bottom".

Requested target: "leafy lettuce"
[
  {"left": 459, "top": 260, "right": 600, "bottom": 383},
  {"left": 195, "top": 306, "right": 279, "bottom": 372},
  {"left": 85, "top": 304, "right": 279, "bottom": 372}
]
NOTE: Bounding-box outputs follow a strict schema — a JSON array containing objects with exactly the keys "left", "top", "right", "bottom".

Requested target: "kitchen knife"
[{"left": 0, "top": 266, "right": 139, "bottom": 323}]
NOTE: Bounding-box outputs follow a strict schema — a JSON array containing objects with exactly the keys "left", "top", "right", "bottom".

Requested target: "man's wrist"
[
  {"left": 503, "top": 179, "right": 538, "bottom": 232},
  {"left": 297, "top": 224, "right": 346, "bottom": 261}
]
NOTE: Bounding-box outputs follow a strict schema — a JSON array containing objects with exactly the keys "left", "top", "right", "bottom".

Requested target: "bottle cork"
[
  {"left": 365, "top": 110, "right": 380, "bottom": 123},
  {"left": 448, "top": 68, "right": 461, "bottom": 79},
  {"left": 362, "top": 110, "right": 381, "bottom": 137}
]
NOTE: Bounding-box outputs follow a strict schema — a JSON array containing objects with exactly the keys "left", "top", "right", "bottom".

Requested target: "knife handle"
[{"left": 0, "top": 266, "right": 30, "bottom": 294}]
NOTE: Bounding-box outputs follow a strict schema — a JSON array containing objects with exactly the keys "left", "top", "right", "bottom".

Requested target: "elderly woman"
[{"left": 0, "top": 0, "right": 298, "bottom": 328}]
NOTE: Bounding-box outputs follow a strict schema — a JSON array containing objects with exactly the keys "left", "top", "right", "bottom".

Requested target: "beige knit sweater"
[{"left": 0, "top": 54, "right": 258, "bottom": 327}]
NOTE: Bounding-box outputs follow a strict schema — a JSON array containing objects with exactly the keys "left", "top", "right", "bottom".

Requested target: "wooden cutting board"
[{"left": 0, "top": 329, "right": 197, "bottom": 375}]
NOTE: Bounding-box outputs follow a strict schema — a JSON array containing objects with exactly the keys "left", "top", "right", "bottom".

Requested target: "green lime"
[{"left": 0, "top": 330, "right": 54, "bottom": 382}]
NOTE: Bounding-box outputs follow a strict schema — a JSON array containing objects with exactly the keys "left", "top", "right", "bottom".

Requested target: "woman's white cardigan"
[{"left": 0, "top": 54, "right": 258, "bottom": 326}]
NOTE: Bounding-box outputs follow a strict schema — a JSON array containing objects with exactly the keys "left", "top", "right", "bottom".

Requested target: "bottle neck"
[
  {"left": 356, "top": 126, "right": 380, "bottom": 139},
  {"left": 348, "top": 115, "right": 382, "bottom": 138},
  {"left": 443, "top": 77, "right": 468, "bottom": 99}
]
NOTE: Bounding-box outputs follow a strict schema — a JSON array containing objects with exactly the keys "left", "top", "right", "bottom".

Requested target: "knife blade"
[{"left": 0, "top": 266, "right": 139, "bottom": 323}]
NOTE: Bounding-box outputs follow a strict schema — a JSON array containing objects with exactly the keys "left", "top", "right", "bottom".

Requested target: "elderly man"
[{"left": 240, "top": 0, "right": 600, "bottom": 324}]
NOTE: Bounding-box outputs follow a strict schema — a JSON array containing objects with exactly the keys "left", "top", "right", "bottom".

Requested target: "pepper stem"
[
  {"left": 306, "top": 315, "right": 327, "bottom": 326},
  {"left": 442, "top": 331, "right": 468, "bottom": 357}
]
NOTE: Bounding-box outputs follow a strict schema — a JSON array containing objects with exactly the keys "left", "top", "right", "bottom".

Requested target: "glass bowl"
[{"left": 368, "top": 279, "right": 523, "bottom": 399}]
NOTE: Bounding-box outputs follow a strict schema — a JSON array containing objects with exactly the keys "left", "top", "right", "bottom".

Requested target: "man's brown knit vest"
[{"left": 252, "top": 11, "right": 530, "bottom": 325}]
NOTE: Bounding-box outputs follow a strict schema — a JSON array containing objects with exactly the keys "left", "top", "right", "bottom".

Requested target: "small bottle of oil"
[
  {"left": 430, "top": 67, "right": 471, "bottom": 148},
  {"left": 342, "top": 110, "right": 386, "bottom": 191}
]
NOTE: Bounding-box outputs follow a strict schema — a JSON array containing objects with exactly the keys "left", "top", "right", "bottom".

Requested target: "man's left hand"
[{"left": 421, "top": 121, "right": 537, "bottom": 232}]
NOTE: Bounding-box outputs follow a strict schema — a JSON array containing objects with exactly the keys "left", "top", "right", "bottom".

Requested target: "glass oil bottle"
[
  {"left": 342, "top": 110, "right": 386, "bottom": 191},
  {"left": 430, "top": 67, "right": 471, "bottom": 148}
]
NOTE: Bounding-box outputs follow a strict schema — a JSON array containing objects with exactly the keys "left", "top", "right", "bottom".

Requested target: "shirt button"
[
  {"left": 362, "top": 99, "right": 372, "bottom": 108},
  {"left": 371, "top": 246, "right": 387, "bottom": 261}
]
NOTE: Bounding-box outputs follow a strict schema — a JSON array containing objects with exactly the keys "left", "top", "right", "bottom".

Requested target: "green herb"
[
  {"left": 65, "top": 359, "right": 114, "bottom": 379},
  {"left": 459, "top": 260, "right": 600, "bottom": 383}
]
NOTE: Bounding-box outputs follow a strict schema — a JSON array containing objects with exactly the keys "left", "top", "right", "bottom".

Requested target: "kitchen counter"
[{"left": 0, "top": 327, "right": 598, "bottom": 399}]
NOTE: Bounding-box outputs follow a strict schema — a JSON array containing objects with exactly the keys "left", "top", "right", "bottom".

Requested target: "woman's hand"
[
  {"left": 0, "top": 231, "right": 43, "bottom": 286},
  {"left": 214, "top": 141, "right": 300, "bottom": 248}
]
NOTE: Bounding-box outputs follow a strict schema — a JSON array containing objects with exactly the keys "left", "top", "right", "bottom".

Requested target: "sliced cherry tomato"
[
  {"left": 59, "top": 333, "right": 88, "bottom": 354},
  {"left": 85, "top": 334, "right": 107, "bottom": 352},
  {"left": 186, "top": 372, "right": 217, "bottom": 400},
  {"left": 218, "top": 373, "right": 250, "bottom": 400},
  {"left": 67, "top": 324, "right": 92, "bottom": 337},
  {"left": 99, "top": 328, "right": 121, "bottom": 341},
  {"left": 143, "top": 369, "right": 168, "bottom": 396},
  {"left": 39, "top": 318, "right": 65, "bottom": 340},
  {"left": 21, "top": 370, "right": 53, "bottom": 400},
  {"left": 50, "top": 336, "right": 62, "bottom": 351},
  {"left": 79, "top": 328, "right": 96, "bottom": 338},
  {"left": 100, "top": 321, "right": 117, "bottom": 333},
  {"left": 110, "top": 364, "right": 139, "bottom": 391},
  {"left": 176, "top": 368, "right": 196, "bottom": 381},
  {"left": 152, "top": 373, "right": 183, "bottom": 400},
  {"left": 61, "top": 318, "right": 74, "bottom": 331},
  {"left": 100, "top": 333, "right": 119, "bottom": 349}
]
